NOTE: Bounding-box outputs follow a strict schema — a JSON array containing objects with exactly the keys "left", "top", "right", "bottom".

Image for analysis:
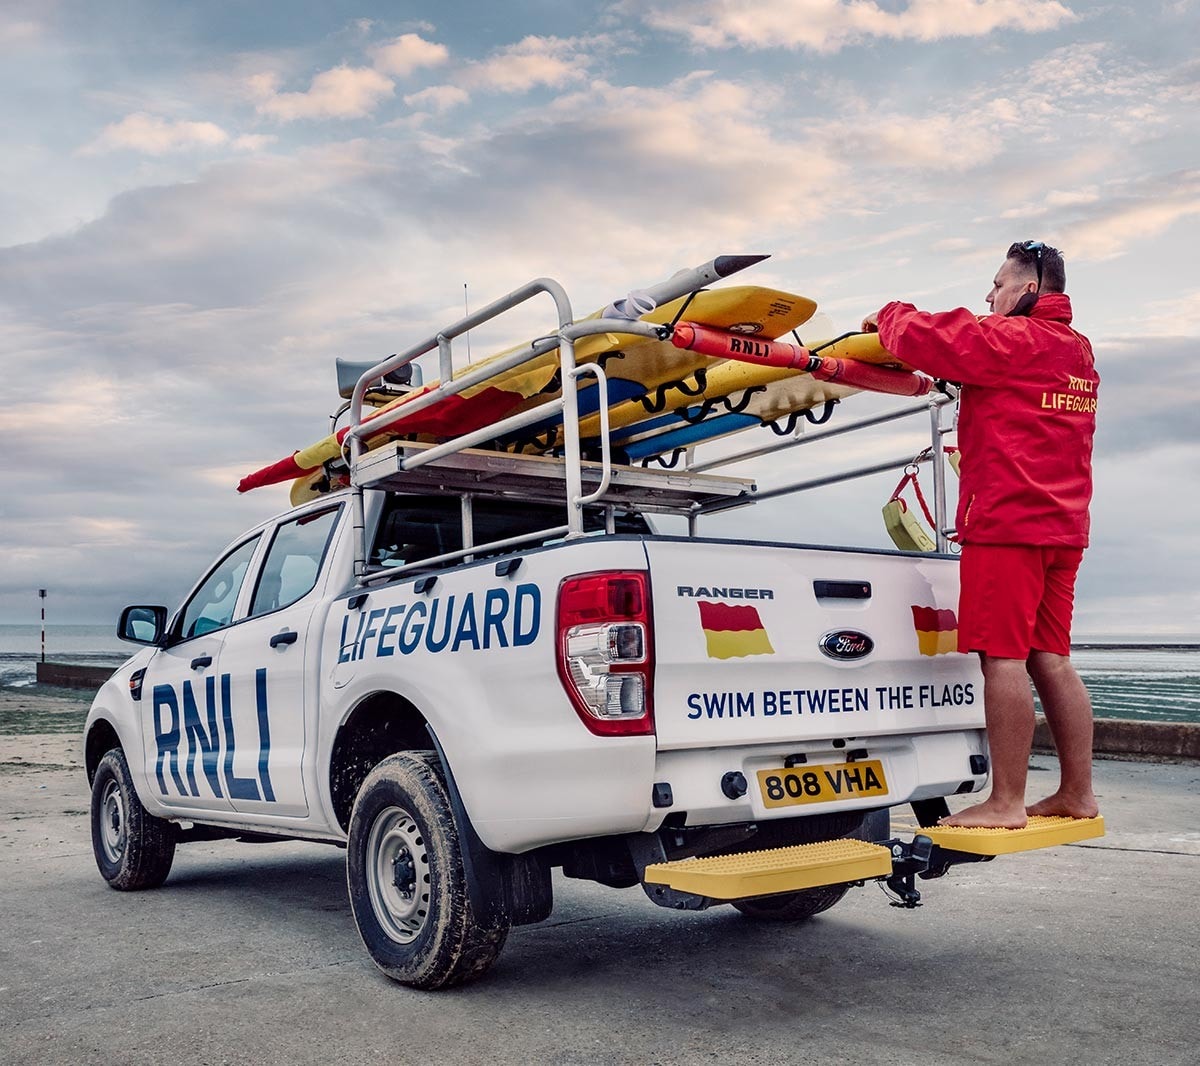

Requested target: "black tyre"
[
  {"left": 730, "top": 808, "right": 889, "bottom": 923},
  {"left": 731, "top": 883, "right": 850, "bottom": 922},
  {"left": 90, "top": 747, "right": 177, "bottom": 890},
  {"left": 346, "top": 752, "right": 510, "bottom": 990}
]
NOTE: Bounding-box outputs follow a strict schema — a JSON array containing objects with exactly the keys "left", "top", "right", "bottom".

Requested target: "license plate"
[{"left": 756, "top": 760, "right": 888, "bottom": 809}]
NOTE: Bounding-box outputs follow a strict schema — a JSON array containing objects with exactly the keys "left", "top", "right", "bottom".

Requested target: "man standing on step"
[{"left": 862, "top": 241, "right": 1101, "bottom": 829}]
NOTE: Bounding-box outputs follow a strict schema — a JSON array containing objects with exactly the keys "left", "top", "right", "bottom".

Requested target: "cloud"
[
  {"left": 811, "top": 107, "right": 1006, "bottom": 172},
  {"left": 1090, "top": 334, "right": 1200, "bottom": 452},
  {"left": 1137, "top": 290, "right": 1200, "bottom": 336},
  {"left": 81, "top": 112, "right": 229, "bottom": 155},
  {"left": 403, "top": 85, "right": 470, "bottom": 113},
  {"left": 250, "top": 66, "right": 395, "bottom": 121},
  {"left": 376, "top": 73, "right": 845, "bottom": 254},
  {"left": 232, "top": 133, "right": 278, "bottom": 152},
  {"left": 0, "top": 146, "right": 411, "bottom": 345},
  {"left": 634, "top": 0, "right": 1078, "bottom": 53},
  {"left": 0, "top": 17, "right": 40, "bottom": 47},
  {"left": 999, "top": 189, "right": 1102, "bottom": 219},
  {"left": 461, "top": 35, "right": 594, "bottom": 93},
  {"left": 369, "top": 33, "right": 449, "bottom": 76},
  {"left": 1053, "top": 170, "right": 1200, "bottom": 261}
]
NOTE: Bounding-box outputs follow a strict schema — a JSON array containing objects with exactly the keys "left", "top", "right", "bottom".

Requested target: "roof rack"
[{"left": 340, "top": 255, "right": 957, "bottom": 583}]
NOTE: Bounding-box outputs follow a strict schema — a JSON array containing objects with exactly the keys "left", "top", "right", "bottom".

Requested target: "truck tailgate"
[{"left": 646, "top": 540, "right": 984, "bottom": 750}]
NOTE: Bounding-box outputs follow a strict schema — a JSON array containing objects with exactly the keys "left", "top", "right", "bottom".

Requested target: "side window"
[
  {"left": 370, "top": 498, "right": 463, "bottom": 569},
  {"left": 369, "top": 495, "right": 653, "bottom": 570},
  {"left": 177, "top": 536, "right": 262, "bottom": 640},
  {"left": 249, "top": 506, "right": 341, "bottom": 618}
]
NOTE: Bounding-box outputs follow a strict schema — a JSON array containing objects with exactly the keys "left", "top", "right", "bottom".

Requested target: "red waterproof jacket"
[{"left": 876, "top": 294, "right": 1097, "bottom": 547}]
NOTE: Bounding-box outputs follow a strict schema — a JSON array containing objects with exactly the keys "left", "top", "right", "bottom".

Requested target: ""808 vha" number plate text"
[{"left": 756, "top": 760, "right": 888, "bottom": 809}]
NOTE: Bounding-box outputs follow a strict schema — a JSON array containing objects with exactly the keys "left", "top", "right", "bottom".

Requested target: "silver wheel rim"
[
  {"left": 365, "top": 805, "right": 431, "bottom": 944},
  {"left": 100, "top": 778, "right": 126, "bottom": 865}
]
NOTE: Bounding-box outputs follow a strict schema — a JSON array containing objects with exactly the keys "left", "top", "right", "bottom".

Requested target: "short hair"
[{"left": 1007, "top": 240, "right": 1066, "bottom": 294}]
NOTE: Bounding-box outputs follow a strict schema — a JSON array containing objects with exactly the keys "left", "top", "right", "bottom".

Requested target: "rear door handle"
[
  {"left": 813, "top": 580, "right": 872, "bottom": 600},
  {"left": 190, "top": 654, "right": 213, "bottom": 670},
  {"left": 270, "top": 630, "right": 299, "bottom": 648}
]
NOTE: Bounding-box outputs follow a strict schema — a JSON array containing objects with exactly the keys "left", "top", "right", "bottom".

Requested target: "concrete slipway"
[{"left": 1, "top": 718, "right": 1197, "bottom": 1065}]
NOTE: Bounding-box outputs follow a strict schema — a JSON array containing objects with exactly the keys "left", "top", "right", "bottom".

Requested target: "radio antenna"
[{"left": 464, "top": 283, "right": 472, "bottom": 364}]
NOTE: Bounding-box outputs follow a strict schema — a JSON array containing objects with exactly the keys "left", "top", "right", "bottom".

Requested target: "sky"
[{"left": 1, "top": 0, "right": 1198, "bottom": 639}]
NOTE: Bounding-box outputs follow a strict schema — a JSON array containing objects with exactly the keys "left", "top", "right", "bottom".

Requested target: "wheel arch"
[
  {"left": 328, "top": 689, "right": 437, "bottom": 833},
  {"left": 331, "top": 688, "right": 552, "bottom": 929},
  {"left": 85, "top": 717, "right": 124, "bottom": 785}
]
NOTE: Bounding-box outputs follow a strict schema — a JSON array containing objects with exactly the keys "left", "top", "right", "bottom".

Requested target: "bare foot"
[
  {"left": 940, "top": 800, "right": 1027, "bottom": 830},
  {"left": 1026, "top": 791, "right": 1100, "bottom": 819}
]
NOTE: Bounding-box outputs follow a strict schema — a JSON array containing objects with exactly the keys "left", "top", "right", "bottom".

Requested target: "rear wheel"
[
  {"left": 346, "top": 752, "right": 510, "bottom": 990},
  {"left": 732, "top": 883, "right": 850, "bottom": 922},
  {"left": 90, "top": 747, "right": 177, "bottom": 890},
  {"left": 730, "top": 808, "right": 889, "bottom": 923}
]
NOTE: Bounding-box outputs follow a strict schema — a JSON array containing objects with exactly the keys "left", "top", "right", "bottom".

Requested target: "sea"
[{"left": 0, "top": 624, "right": 1197, "bottom": 724}]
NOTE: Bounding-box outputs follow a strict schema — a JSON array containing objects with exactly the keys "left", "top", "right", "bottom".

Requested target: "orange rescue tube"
[{"left": 670, "top": 323, "right": 932, "bottom": 398}]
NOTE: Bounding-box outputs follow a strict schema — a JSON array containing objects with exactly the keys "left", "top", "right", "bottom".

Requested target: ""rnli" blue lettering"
[{"left": 152, "top": 668, "right": 273, "bottom": 801}]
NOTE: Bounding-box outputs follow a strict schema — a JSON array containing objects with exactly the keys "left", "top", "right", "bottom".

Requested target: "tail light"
[{"left": 556, "top": 571, "right": 654, "bottom": 737}]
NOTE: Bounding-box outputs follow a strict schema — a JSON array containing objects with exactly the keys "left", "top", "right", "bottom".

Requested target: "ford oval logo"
[{"left": 819, "top": 629, "right": 874, "bottom": 661}]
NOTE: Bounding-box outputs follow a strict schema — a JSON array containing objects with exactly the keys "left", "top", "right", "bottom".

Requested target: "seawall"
[
  {"left": 35, "top": 663, "right": 118, "bottom": 689},
  {"left": 1034, "top": 714, "right": 1200, "bottom": 761}
]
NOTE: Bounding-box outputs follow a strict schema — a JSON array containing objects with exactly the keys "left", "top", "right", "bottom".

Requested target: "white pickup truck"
[{"left": 83, "top": 257, "right": 1096, "bottom": 989}]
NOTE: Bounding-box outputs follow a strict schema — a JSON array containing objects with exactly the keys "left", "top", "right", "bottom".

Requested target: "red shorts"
[{"left": 957, "top": 544, "right": 1083, "bottom": 658}]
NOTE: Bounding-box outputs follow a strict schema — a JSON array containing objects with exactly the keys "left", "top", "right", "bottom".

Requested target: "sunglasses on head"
[{"left": 1021, "top": 239, "right": 1045, "bottom": 288}]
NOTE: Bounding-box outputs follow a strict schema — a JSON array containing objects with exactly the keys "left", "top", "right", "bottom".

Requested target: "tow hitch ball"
[{"left": 884, "top": 835, "right": 934, "bottom": 909}]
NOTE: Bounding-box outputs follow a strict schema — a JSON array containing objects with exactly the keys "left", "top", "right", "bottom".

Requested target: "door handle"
[
  {"left": 270, "top": 630, "right": 299, "bottom": 648},
  {"left": 190, "top": 654, "right": 213, "bottom": 670}
]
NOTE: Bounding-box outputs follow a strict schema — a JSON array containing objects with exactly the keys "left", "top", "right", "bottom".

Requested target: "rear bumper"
[{"left": 644, "top": 728, "right": 989, "bottom": 830}]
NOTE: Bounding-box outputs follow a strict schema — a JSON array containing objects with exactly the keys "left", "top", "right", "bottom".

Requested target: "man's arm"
[{"left": 864, "top": 302, "right": 1013, "bottom": 387}]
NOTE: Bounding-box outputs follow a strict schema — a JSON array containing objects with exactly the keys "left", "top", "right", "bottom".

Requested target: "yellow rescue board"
[
  {"left": 498, "top": 286, "right": 820, "bottom": 442},
  {"left": 240, "top": 285, "right": 818, "bottom": 496}
]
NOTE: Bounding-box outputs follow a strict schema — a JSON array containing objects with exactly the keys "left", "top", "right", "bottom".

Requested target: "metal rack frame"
[{"left": 340, "top": 256, "right": 958, "bottom": 582}]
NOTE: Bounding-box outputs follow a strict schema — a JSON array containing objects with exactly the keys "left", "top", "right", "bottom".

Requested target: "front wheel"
[
  {"left": 90, "top": 747, "right": 177, "bottom": 890},
  {"left": 346, "top": 752, "right": 510, "bottom": 990}
]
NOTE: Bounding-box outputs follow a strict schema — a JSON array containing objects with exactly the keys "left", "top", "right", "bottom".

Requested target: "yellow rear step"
[
  {"left": 918, "top": 815, "right": 1105, "bottom": 856},
  {"left": 643, "top": 839, "right": 893, "bottom": 900}
]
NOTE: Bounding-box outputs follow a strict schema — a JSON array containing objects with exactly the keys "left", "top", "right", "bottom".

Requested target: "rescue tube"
[{"left": 238, "top": 285, "right": 817, "bottom": 494}]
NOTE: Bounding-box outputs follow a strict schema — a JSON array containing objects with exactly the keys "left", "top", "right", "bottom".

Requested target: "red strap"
[
  {"left": 909, "top": 473, "right": 937, "bottom": 530},
  {"left": 889, "top": 470, "right": 915, "bottom": 502},
  {"left": 888, "top": 466, "right": 939, "bottom": 533}
]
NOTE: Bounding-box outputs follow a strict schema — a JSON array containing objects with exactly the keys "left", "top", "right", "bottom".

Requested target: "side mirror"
[{"left": 118, "top": 605, "right": 169, "bottom": 646}]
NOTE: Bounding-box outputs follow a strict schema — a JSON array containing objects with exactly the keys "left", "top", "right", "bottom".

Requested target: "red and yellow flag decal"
[
  {"left": 698, "top": 602, "right": 775, "bottom": 660},
  {"left": 911, "top": 606, "right": 958, "bottom": 656}
]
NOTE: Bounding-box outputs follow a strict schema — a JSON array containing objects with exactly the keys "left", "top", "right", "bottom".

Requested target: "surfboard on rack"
[{"left": 237, "top": 285, "right": 817, "bottom": 495}]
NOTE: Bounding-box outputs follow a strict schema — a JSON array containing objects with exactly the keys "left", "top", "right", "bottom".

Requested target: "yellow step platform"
[
  {"left": 643, "top": 839, "right": 893, "bottom": 900},
  {"left": 918, "top": 815, "right": 1105, "bottom": 856}
]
